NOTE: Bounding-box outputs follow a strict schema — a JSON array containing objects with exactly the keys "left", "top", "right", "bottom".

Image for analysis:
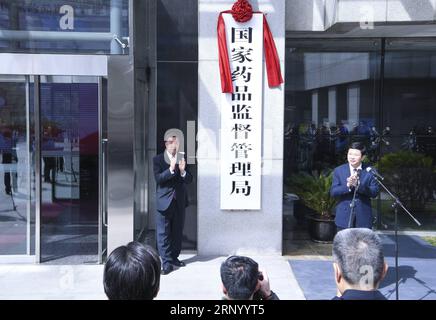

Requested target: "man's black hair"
[
  {"left": 349, "top": 141, "right": 366, "bottom": 156},
  {"left": 104, "top": 242, "right": 161, "bottom": 300},
  {"left": 220, "top": 255, "right": 259, "bottom": 300}
]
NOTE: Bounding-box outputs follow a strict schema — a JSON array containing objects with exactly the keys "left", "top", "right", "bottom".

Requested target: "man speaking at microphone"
[{"left": 330, "top": 142, "right": 379, "bottom": 231}]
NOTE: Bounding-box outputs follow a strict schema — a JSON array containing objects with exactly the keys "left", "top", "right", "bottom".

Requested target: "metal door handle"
[{"left": 102, "top": 138, "right": 108, "bottom": 227}]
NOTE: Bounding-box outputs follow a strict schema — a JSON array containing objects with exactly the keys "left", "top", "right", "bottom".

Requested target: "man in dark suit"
[
  {"left": 104, "top": 242, "right": 161, "bottom": 300},
  {"left": 0, "top": 129, "right": 13, "bottom": 195},
  {"left": 220, "top": 256, "right": 279, "bottom": 300},
  {"left": 330, "top": 142, "right": 379, "bottom": 230},
  {"left": 153, "top": 134, "right": 193, "bottom": 275},
  {"left": 332, "top": 228, "right": 388, "bottom": 300}
]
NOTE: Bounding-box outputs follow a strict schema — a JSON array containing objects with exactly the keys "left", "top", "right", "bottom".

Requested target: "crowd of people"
[
  {"left": 103, "top": 228, "right": 387, "bottom": 300},
  {"left": 284, "top": 120, "right": 375, "bottom": 173},
  {"left": 102, "top": 134, "right": 389, "bottom": 301}
]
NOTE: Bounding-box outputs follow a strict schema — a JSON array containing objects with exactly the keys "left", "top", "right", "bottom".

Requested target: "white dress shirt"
[
  {"left": 348, "top": 163, "right": 362, "bottom": 191},
  {"left": 167, "top": 151, "right": 186, "bottom": 178},
  {"left": 349, "top": 163, "right": 362, "bottom": 177}
]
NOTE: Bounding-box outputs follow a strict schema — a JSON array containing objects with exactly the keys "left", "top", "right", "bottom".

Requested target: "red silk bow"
[{"left": 217, "top": 4, "right": 283, "bottom": 93}]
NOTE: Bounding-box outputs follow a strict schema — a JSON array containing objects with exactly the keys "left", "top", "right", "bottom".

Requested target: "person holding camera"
[{"left": 220, "top": 255, "right": 279, "bottom": 300}]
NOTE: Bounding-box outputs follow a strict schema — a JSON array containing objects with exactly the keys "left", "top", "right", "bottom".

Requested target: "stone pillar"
[
  {"left": 197, "top": 0, "right": 285, "bottom": 255},
  {"left": 347, "top": 84, "right": 360, "bottom": 131},
  {"left": 312, "top": 90, "right": 319, "bottom": 126},
  {"left": 328, "top": 87, "right": 337, "bottom": 127}
]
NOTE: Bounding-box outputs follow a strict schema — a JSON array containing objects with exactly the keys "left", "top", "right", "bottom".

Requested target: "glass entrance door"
[
  {"left": 39, "top": 76, "right": 101, "bottom": 263},
  {"left": 377, "top": 39, "right": 436, "bottom": 230},
  {"left": 0, "top": 71, "right": 106, "bottom": 264},
  {"left": 0, "top": 75, "right": 35, "bottom": 260}
]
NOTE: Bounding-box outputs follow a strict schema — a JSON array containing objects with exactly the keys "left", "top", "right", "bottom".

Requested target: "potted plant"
[{"left": 287, "top": 171, "right": 338, "bottom": 243}]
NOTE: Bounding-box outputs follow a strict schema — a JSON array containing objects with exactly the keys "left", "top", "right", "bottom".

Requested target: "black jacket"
[
  {"left": 330, "top": 163, "right": 379, "bottom": 228},
  {"left": 153, "top": 152, "right": 193, "bottom": 212},
  {"left": 332, "top": 289, "right": 387, "bottom": 300}
]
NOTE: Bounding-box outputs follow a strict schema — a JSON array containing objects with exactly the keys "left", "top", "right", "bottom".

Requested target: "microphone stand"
[
  {"left": 371, "top": 175, "right": 421, "bottom": 300},
  {"left": 348, "top": 177, "right": 360, "bottom": 228}
]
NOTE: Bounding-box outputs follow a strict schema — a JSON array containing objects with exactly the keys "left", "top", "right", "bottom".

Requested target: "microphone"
[{"left": 366, "top": 167, "right": 384, "bottom": 181}]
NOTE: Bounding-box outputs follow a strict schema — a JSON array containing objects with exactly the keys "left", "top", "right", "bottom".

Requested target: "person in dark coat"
[
  {"left": 153, "top": 134, "right": 192, "bottom": 275},
  {"left": 330, "top": 142, "right": 379, "bottom": 230},
  {"left": 220, "top": 255, "right": 279, "bottom": 300},
  {"left": 332, "top": 228, "right": 388, "bottom": 300}
]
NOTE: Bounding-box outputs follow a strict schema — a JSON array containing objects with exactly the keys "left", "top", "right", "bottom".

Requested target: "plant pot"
[{"left": 307, "top": 214, "right": 336, "bottom": 243}]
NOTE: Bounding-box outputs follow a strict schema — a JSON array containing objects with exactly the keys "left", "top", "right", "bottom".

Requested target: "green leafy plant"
[
  {"left": 422, "top": 236, "right": 436, "bottom": 247},
  {"left": 287, "top": 171, "right": 337, "bottom": 219},
  {"left": 378, "top": 151, "right": 436, "bottom": 211}
]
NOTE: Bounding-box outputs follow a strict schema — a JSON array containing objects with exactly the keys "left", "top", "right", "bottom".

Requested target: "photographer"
[{"left": 220, "top": 255, "right": 279, "bottom": 300}]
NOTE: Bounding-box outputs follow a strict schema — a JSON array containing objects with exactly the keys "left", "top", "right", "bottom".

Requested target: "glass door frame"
[
  {"left": 0, "top": 53, "right": 107, "bottom": 264},
  {"left": 0, "top": 74, "right": 34, "bottom": 263}
]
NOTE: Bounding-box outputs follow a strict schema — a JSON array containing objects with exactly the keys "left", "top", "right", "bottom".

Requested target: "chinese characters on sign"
[{"left": 220, "top": 14, "right": 262, "bottom": 210}]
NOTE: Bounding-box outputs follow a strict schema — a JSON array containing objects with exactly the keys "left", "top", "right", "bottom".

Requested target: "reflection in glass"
[
  {"left": 284, "top": 41, "right": 379, "bottom": 177},
  {"left": 40, "top": 76, "right": 99, "bottom": 263},
  {"left": 283, "top": 40, "right": 380, "bottom": 242},
  {"left": 378, "top": 41, "right": 436, "bottom": 230},
  {"left": 157, "top": 0, "right": 198, "bottom": 62},
  {"left": 284, "top": 39, "right": 436, "bottom": 233},
  {"left": 0, "top": 0, "right": 129, "bottom": 54},
  {"left": 0, "top": 75, "right": 34, "bottom": 255}
]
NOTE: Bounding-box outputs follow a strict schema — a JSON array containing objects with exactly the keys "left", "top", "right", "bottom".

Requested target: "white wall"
[
  {"left": 286, "top": 0, "right": 436, "bottom": 32},
  {"left": 286, "top": 0, "right": 326, "bottom": 31},
  {"left": 304, "top": 52, "right": 371, "bottom": 90},
  {"left": 198, "top": 0, "right": 285, "bottom": 255}
]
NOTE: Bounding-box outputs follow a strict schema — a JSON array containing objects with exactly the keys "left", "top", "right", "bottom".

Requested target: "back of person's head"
[
  {"left": 348, "top": 141, "right": 366, "bottom": 156},
  {"left": 104, "top": 242, "right": 161, "bottom": 300},
  {"left": 220, "top": 255, "right": 259, "bottom": 300},
  {"left": 332, "top": 228, "right": 386, "bottom": 288}
]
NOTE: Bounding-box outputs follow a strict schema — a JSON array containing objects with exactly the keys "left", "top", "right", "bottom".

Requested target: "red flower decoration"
[{"left": 231, "top": 0, "right": 253, "bottom": 23}]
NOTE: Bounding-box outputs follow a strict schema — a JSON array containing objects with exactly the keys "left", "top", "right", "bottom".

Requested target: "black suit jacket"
[
  {"left": 330, "top": 163, "right": 379, "bottom": 228},
  {"left": 153, "top": 152, "right": 193, "bottom": 212},
  {"left": 332, "top": 289, "right": 387, "bottom": 300}
]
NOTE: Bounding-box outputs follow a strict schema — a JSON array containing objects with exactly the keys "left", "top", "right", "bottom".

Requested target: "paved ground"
[
  {"left": 0, "top": 253, "right": 305, "bottom": 300},
  {"left": 2, "top": 228, "right": 434, "bottom": 300},
  {"left": 289, "top": 235, "right": 436, "bottom": 300}
]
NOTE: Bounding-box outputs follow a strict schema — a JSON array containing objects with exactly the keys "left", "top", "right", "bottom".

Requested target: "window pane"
[
  {"left": 283, "top": 39, "right": 381, "bottom": 240},
  {"left": 157, "top": 0, "right": 198, "bottom": 61},
  {"left": 40, "top": 76, "right": 99, "bottom": 263},
  {"left": 379, "top": 40, "right": 436, "bottom": 231},
  {"left": 0, "top": 0, "right": 129, "bottom": 54},
  {"left": 0, "top": 75, "right": 33, "bottom": 255}
]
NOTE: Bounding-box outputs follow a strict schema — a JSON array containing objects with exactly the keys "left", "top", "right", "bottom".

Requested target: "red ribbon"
[
  {"left": 262, "top": 15, "right": 283, "bottom": 89},
  {"left": 217, "top": 11, "right": 283, "bottom": 93}
]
